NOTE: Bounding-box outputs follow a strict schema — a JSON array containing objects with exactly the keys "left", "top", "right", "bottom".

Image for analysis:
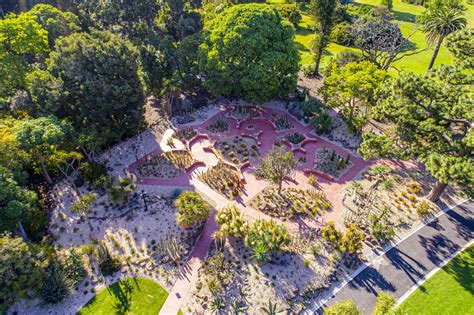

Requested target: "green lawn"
[
  {"left": 398, "top": 245, "right": 474, "bottom": 315},
  {"left": 78, "top": 278, "right": 169, "bottom": 315},
  {"left": 294, "top": 0, "right": 474, "bottom": 75}
]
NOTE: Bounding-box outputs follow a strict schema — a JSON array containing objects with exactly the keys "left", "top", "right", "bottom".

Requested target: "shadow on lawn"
[
  {"left": 443, "top": 246, "right": 474, "bottom": 295},
  {"left": 393, "top": 11, "right": 417, "bottom": 23},
  {"left": 108, "top": 279, "right": 139, "bottom": 314}
]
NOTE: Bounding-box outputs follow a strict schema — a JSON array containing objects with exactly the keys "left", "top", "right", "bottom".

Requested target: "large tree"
[
  {"left": 70, "top": 0, "right": 159, "bottom": 37},
  {"left": 309, "top": 0, "right": 338, "bottom": 77},
  {"left": 0, "top": 167, "right": 45, "bottom": 238},
  {"left": 29, "top": 31, "right": 145, "bottom": 147},
  {"left": 359, "top": 62, "right": 473, "bottom": 201},
  {"left": 0, "top": 12, "right": 49, "bottom": 98},
  {"left": 352, "top": 15, "right": 421, "bottom": 71},
  {"left": 320, "top": 61, "right": 388, "bottom": 132},
  {"left": 26, "top": 4, "right": 81, "bottom": 49},
  {"left": 417, "top": 0, "right": 466, "bottom": 74},
  {"left": 199, "top": 4, "right": 299, "bottom": 103},
  {"left": 14, "top": 116, "right": 76, "bottom": 185}
]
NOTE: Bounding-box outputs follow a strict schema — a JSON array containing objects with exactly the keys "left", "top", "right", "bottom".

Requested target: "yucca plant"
[{"left": 175, "top": 191, "right": 211, "bottom": 228}]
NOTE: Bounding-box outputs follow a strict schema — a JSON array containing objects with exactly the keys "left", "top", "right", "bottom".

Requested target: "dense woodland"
[{"left": 0, "top": 0, "right": 472, "bottom": 312}]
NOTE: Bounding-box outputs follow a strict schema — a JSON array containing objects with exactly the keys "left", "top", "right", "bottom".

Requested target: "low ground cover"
[
  {"left": 251, "top": 187, "right": 331, "bottom": 219},
  {"left": 198, "top": 161, "right": 243, "bottom": 199},
  {"left": 398, "top": 245, "right": 474, "bottom": 315},
  {"left": 136, "top": 150, "right": 194, "bottom": 178},
  {"left": 78, "top": 278, "right": 168, "bottom": 315},
  {"left": 215, "top": 135, "right": 259, "bottom": 164},
  {"left": 314, "top": 148, "right": 352, "bottom": 179}
]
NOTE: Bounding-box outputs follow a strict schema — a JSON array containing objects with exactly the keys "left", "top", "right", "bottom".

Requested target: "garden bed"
[
  {"left": 215, "top": 135, "right": 259, "bottom": 164},
  {"left": 314, "top": 148, "right": 352, "bottom": 180},
  {"left": 227, "top": 105, "right": 262, "bottom": 121},
  {"left": 198, "top": 161, "right": 243, "bottom": 199},
  {"left": 250, "top": 187, "right": 331, "bottom": 219},
  {"left": 206, "top": 116, "right": 229, "bottom": 133},
  {"left": 136, "top": 150, "right": 194, "bottom": 178},
  {"left": 173, "top": 128, "right": 198, "bottom": 141},
  {"left": 181, "top": 230, "right": 343, "bottom": 314}
]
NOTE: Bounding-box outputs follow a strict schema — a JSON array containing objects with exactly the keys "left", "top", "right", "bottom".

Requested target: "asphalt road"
[{"left": 321, "top": 200, "right": 474, "bottom": 314}]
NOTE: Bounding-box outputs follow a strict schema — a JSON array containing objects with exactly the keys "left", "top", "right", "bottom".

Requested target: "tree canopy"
[
  {"left": 199, "top": 4, "right": 300, "bottom": 103},
  {"left": 29, "top": 31, "right": 145, "bottom": 147},
  {"left": 0, "top": 12, "right": 49, "bottom": 98},
  {"left": 359, "top": 65, "right": 473, "bottom": 201}
]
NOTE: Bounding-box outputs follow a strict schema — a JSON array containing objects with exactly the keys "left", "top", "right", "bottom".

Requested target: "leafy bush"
[
  {"left": 0, "top": 235, "right": 49, "bottom": 311},
  {"left": 96, "top": 242, "right": 120, "bottom": 276},
  {"left": 312, "top": 108, "right": 333, "bottom": 134},
  {"left": 245, "top": 219, "right": 291, "bottom": 254},
  {"left": 65, "top": 249, "right": 86, "bottom": 285},
  {"left": 40, "top": 260, "right": 73, "bottom": 304},
  {"left": 215, "top": 204, "right": 249, "bottom": 238},
  {"left": 373, "top": 291, "right": 397, "bottom": 315},
  {"left": 71, "top": 193, "right": 96, "bottom": 215},
  {"left": 324, "top": 300, "right": 362, "bottom": 315},
  {"left": 275, "top": 4, "right": 302, "bottom": 27},
  {"left": 81, "top": 161, "right": 109, "bottom": 188},
  {"left": 302, "top": 62, "right": 316, "bottom": 77},
  {"left": 331, "top": 22, "right": 355, "bottom": 46},
  {"left": 175, "top": 191, "right": 211, "bottom": 228},
  {"left": 108, "top": 177, "right": 136, "bottom": 204}
]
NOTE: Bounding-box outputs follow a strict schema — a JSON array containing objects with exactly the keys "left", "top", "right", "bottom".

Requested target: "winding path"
[{"left": 316, "top": 200, "right": 474, "bottom": 314}]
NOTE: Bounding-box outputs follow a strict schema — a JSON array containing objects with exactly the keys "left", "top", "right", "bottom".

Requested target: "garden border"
[{"left": 306, "top": 198, "right": 470, "bottom": 314}]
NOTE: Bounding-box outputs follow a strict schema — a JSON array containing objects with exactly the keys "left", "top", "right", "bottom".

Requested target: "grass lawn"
[
  {"left": 294, "top": 0, "right": 474, "bottom": 75},
  {"left": 78, "top": 278, "right": 169, "bottom": 315},
  {"left": 398, "top": 245, "right": 474, "bottom": 315}
]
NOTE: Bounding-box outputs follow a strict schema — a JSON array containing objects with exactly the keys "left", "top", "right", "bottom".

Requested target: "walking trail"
[{"left": 125, "top": 104, "right": 420, "bottom": 314}]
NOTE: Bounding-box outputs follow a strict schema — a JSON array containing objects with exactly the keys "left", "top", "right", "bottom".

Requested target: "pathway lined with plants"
[
  {"left": 127, "top": 103, "right": 428, "bottom": 313},
  {"left": 318, "top": 200, "right": 474, "bottom": 315}
]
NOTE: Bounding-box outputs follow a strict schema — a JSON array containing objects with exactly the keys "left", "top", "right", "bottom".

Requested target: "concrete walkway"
[{"left": 319, "top": 200, "right": 474, "bottom": 314}]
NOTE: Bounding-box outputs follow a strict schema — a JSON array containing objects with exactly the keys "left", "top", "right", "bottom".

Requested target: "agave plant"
[{"left": 260, "top": 299, "right": 283, "bottom": 315}]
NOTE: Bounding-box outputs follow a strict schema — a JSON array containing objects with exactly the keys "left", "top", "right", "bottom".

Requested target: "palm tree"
[{"left": 418, "top": 0, "right": 466, "bottom": 74}]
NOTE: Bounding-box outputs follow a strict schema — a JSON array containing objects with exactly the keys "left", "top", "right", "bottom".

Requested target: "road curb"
[{"left": 306, "top": 198, "right": 469, "bottom": 314}]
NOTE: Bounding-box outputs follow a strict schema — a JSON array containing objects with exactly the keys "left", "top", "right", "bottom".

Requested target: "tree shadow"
[
  {"left": 108, "top": 280, "right": 136, "bottom": 314},
  {"left": 418, "top": 234, "right": 460, "bottom": 265},
  {"left": 393, "top": 10, "right": 417, "bottom": 23},
  {"left": 442, "top": 246, "right": 474, "bottom": 295},
  {"left": 386, "top": 249, "right": 427, "bottom": 284},
  {"left": 445, "top": 204, "right": 474, "bottom": 242},
  {"left": 347, "top": 266, "right": 396, "bottom": 294}
]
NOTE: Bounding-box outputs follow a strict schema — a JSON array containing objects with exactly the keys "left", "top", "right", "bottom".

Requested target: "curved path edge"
[{"left": 306, "top": 198, "right": 471, "bottom": 314}]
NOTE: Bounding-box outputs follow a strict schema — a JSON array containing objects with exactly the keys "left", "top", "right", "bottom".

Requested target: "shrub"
[
  {"left": 215, "top": 204, "right": 249, "bottom": 238},
  {"left": 81, "top": 161, "right": 108, "bottom": 188},
  {"left": 331, "top": 22, "right": 355, "bottom": 46},
  {"left": 416, "top": 199, "right": 431, "bottom": 217},
  {"left": 275, "top": 4, "right": 302, "bottom": 27},
  {"left": 312, "top": 109, "right": 333, "bottom": 134},
  {"left": 108, "top": 177, "right": 136, "bottom": 204},
  {"left": 95, "top": 242, "right": 120, "bottom": 276},
  {"left": 175, "top": 191, "right": 211, "bottom": 228},
  {"left": 324, "top": 300, "right": 362, "bottom": 315},
  {"left": 250, "top": 243, "right": 271, "bottom": 264},
  {"left": 65, "top": 249, "right": 86, "bottom": 285},
  {"left": 373, "top": 291, "right": 396, "bottom": 315},
  {"left": 40, "top": 260, "right": 74, "bottom": 304},
  {"left": 245, "top": 219, "right": 291, "bottom": 254},
  {"left": 71, "top": 193, "right": 96, "bottom": 215}
]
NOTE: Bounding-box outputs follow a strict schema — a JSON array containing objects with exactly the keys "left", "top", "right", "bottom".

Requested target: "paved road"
[{"left": 321, "top": 200, "right": 474, "bottom": 314}]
